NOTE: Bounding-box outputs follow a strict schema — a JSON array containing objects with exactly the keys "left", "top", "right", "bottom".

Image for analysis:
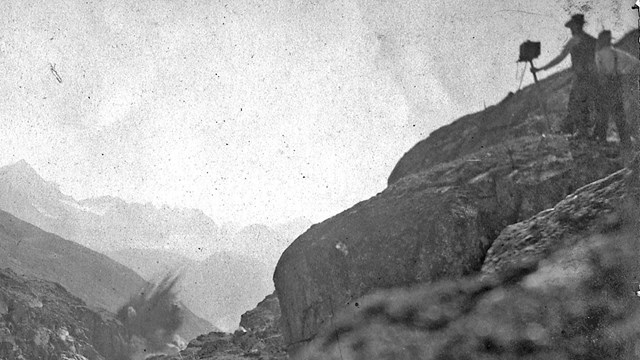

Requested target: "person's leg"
[
  {"left": 572, "top": 77, "right": 593, "bottom": 139},
  {"left": 611, "top": 77, "right": 631, "bottom": 147},
  {"left": 591, "top": 81, "right": 611, "bottom": 142},
  {"left": 562, "top": 79, "right": 582, "bottom": 136}
]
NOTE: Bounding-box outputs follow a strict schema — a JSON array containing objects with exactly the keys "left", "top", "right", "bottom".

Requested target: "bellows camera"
[{"left": 518, "top": 41, "right": 541, "bottom": 63}]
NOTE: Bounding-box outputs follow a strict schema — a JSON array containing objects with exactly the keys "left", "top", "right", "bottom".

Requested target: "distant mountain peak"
[
  {"left": 0, "top": 160, "right": 59, "bottom": 194},
  {"left": 1, "top": 159, "right": 40, "bottom": 177}
]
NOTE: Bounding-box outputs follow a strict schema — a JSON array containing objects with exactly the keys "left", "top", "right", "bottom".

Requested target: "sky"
[{"left": 0, "top": 0, "right": 637, "bottom": 226}]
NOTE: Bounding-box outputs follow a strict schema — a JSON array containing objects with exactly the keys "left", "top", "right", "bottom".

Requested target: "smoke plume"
[{"left": 116, "top": 273, "right": 186, "bottom": 359}]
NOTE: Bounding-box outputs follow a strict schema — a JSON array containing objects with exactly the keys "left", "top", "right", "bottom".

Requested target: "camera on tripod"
[{"left": 518, "top": 40, "right": 541, "bottom": 63}]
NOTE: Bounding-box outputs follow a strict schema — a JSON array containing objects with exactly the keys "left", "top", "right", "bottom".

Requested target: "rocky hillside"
[
  {"left": 275, "top": 136, "right": 625, "bottom": 354},
  {"left": 388, "top": 30, "right": 639, "bottom": 185},
  {"left": 274, "top": 29, "right": 639, "bottom": 356},
  {"left": 0, "top": 209, "right": 145, "bottom": 312},
  {"left": 300, "top": 161, "right": 640, "bottom": 360},
  {"left": 0, "top": 267, "right": 131, "bottom": 360},
  {"left": 0, "top": 209, "right": 213, "bottom": 343},
  {"left": 149, "top": 292, "right": 287, "bottom": 360}
]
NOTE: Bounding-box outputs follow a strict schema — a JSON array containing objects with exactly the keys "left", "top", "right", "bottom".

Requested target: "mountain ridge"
[{"left": 0, "top": 208, "right": 215, "bottom": 343}]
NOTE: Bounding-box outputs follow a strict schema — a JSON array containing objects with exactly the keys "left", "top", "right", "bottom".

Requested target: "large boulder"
[
  {"left": 298, "top": 166, "right": 640, "bottom": 360},
  {"left": 274, "top": 134, "right": 623, "bottom": 354},
  {"left": 482, "top": 168, "right": 631, "bottom": 275},
  {"left": 275, "top": 183, "right": 484, "bottom": 354}
]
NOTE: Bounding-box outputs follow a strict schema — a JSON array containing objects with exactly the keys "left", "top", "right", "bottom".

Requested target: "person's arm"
[{"left": 532, "top": 37, "right": 576, "bottom": 73}]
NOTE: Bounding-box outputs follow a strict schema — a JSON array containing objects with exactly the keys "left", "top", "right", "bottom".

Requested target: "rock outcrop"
[
  {"left": 0, "top": 267, "right": 130, "bottom": 360},
  {"left": 0, "top": 208, "right": 145, "bottom": 313},
  {"left": 299, "top": 166, "right": 640, "bottom": 359},
  {"left": 149, "top": 293, "right": 287, "bottom": 360},
  {"left": 274, "top": 30, "right": 638, "bottom": 356},
  {"left": 0, "top": 209, "right": 214, "bottom": 346},
  {"left": 482, "top": 167, "right": 631, "bottom": 275},
  {"left": 388, "top": 30, "right": 639, "bottom": 185},
  {"left": 274, "top": 135, "right": 624, "bottom": 353},
  {"left": 238, "top": 292, "right": 286, "bottom": 359}
]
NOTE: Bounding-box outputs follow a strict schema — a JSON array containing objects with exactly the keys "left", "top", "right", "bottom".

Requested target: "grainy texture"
[
  {"left": 274, "top": 30, "right": 637, "bottom": 355},
  {"left": 0, "top": 267, "right": 130, "bottom": 360},
  {"left": 388, "top": 32, "right": 639, "bottom": 185},
  {"left": 274, "top": 134, "right": 623, "bottom": 355},
  {"left": 298, "top": 166, "right": 640, "bottom": 360},
  {"left": 150, "top": 293, "right": 287, "bottom": 360}
]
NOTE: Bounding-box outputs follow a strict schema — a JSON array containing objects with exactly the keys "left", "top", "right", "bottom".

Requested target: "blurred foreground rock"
[{"left": 300, "top": 167, "right": 640, "bottom": 359}]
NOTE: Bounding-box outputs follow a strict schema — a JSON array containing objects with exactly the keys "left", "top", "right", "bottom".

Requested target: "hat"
[
  {"left": 596, "top": 30, "right": 613, "bottom": 48},
  {"left": 565, "top": 14, "right": 586, "bottom": 27},
  {"left": 597, "top": 30, "right": 612, "bottom": 41}
]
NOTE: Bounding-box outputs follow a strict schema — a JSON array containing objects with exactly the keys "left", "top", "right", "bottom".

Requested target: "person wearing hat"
[
  {"left": 531, "top": 14, "right": 600, "bottom": 139},
  {"left": 593, "top": 30, "right": 640, "bottom": 147}
]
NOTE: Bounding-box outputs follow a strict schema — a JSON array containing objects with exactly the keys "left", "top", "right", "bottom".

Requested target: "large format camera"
[{"left": 518, "top": 40, "right": 541, "bottom": 63}]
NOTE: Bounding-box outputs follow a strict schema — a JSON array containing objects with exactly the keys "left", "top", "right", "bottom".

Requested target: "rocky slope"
[
  {"left": 149, "top": 292, "right": 287, "bottom": 360},
  {"left": 388, "top": 30, "right": 639, "bottom": 185},
  {"left": 0, "top": 265, "right": 209, "bottom": 360},
  {"left": 299, "top": 162, "right": 640, "bottom": 360},
  {"left": 274, "top": 136, "right": 624, "bottom": 354},
  {"left": 0, "top": 208, "right": 145, "bottom": 313},
  {"left": 274, "top": 30, "right": 639, "bottom": 355},
  {"left": 0, "top": 209, "right": 213, "bottom": 344},
  {"left": 0, "top": 267, "right": 131, "bottom": 360}
]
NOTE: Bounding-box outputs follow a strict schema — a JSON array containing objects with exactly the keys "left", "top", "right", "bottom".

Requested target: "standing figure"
[
  {"left": 531, "top": 14, "right": 600, "bottom": 139},
  {"left": 594, "top": 30, "right": 640, "bottom": 147}
]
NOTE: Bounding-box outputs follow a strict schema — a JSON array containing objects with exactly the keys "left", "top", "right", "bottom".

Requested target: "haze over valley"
[
  {"left": 0, "top": 0, "right": 637, "bottom": 359},
  {"left": 0, "top": 160, "right": 310, "bottom": 330}
]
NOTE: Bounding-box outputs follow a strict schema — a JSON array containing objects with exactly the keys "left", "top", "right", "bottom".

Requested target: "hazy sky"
[{"left": 0, "top": 0, "right": 636, "bottom": 225}]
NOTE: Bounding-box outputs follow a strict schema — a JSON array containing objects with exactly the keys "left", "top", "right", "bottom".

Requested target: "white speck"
[{"left": 335, "top": 241, "right": 349, "bottom": 256}]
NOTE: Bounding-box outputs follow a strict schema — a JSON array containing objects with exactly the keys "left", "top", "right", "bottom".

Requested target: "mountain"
[
  {"left": 0, "top": 265, "right": 213, "bottom": 359},
  {"left": 0, "top": 161, "right": 310, "bottom": 264},
  {"left": 0, "top": 208, "right": 145, "bottom": 312},
  {"left": 0, "top": 267, "right": 132, "bottom": 360},
  {"left": 0, "top": 161, "right": 222, "bottom": 257},
  {"left": 229, "top": 224, "right": 290, "bottom": 269},
  {"left": 107, "top": 238, "right": 282, "bottom": 332},
  {"left": 108, "top": 246, "right": 273, "bottom": 332},
  {"left": 0, "top": 209, "right": 214, "bottom": 342},
  {"left": 107, "top": 248, "right": 197, "bottom": 281},
  {"left": 178, "top": 252, "right": 273, "bottom": 332}
]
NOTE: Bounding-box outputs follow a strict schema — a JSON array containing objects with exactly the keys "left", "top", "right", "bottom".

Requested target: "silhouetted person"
[
  {"left": 531, "top": 14, "right": 599, "bottom": 139},
  {"left": 594, "top": 30, "right": 640, "bottom": 148}
]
